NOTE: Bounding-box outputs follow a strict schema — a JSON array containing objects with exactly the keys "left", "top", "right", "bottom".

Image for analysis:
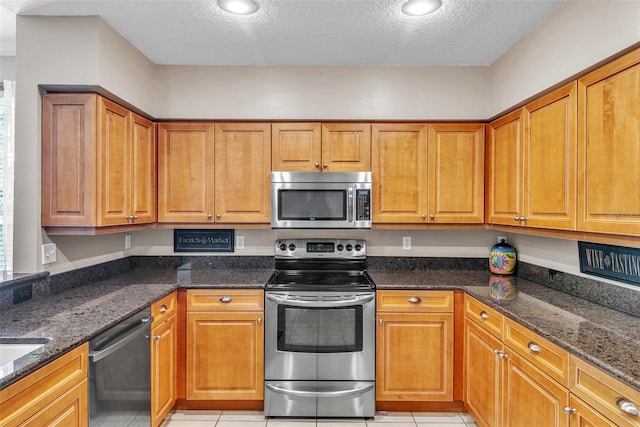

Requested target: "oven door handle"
[
  {"left": 266, "top": 293, "right": 374, "bottom": 307},
  {"left": 89, "top": 316, "right": 154, "bottom": 363},
  {"left": 266, "top": 383, "right": 374, "bottom": 398}
]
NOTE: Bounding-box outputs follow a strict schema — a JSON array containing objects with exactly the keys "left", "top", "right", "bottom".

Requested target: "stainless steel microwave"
[{"left": 270, "top": 171, "right": 372, "bottom": 229}]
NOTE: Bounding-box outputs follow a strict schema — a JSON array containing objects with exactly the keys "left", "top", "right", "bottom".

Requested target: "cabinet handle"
[
  {"left": 323, "top": 163, "right": 328, "bottom": 168},
  {"left": 528, "top": 342, "right": 542, "bottom": 353},
  {"left": 408, "top": 296, "right": 421, "bottom": 304},
  {"left": 216, "top": 214, "right": 221, "bottom": 219},
  {"left": 493, "top": 349, "right": 502, "bottom": 356},
  {"left": 159, "top": 305, "right": 167, "bottom": 313},
  {"left": 132, "top": 215, "right": 138, "bottom": 220},
  {"left": 422, "top": 214, "right": 426, "bottom": 219},
  {"left": 257, "top": 317, "right": 262, "bottom": 324},
  {"left": 563, "top": 406, "right": 576, "bottom": 415},
  {"left": 154, "top": 335, "right": 161, "bottom": 341},
  {"left": 480, "top": 311, "right": 489, "bottom": 320},
  {"left": 430, "top": 214, "right": 435, "bottom": 219},
  {"left": 379, "top": 319, "right": 383, "bottom": 324},
  {"left": 315, "top": 162, "right": 320, "bottom": 168},
  {"left": 498, "top": 352, "right": 509, "bottom": 360},
  {"left": 520, "top": 217, "right": 527, "bottom": 222},
  {"left": 514, "top": 216, "right": 520, "bottom": 221},
  {"left": 219, "top": 295, "right": 233, "bottom": 303},
  {"left": 616, "top": 398, "right": 640, "bottom": 416},
  {"left": 207, "top": 214, "right": 213, "bottom": 219}
]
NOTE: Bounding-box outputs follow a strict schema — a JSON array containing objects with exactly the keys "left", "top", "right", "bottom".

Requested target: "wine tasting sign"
[{"left": 578, "top": 241, "right": 640, "bottom": 286}]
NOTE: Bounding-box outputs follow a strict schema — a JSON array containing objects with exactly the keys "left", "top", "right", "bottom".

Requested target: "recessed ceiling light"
[
  {"left": 217, "top": 0, "right": 259, "bottom": 15},
  {"left": 401, "top": 0, "right": 442, "bottom": 16}
]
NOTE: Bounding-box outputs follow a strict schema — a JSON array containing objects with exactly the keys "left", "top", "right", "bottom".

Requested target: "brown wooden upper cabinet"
[
  {"left": 372, "top": 123, "right": 484, "bottom": 224},
  {"left": 42, "top": 94, "right": 156, "bottom": 230},
  {"left": 578, "top": 48, "right": 640, "bottom": 235},
  {"left": 272, "top": 122, "right": 371, "bottom": 171},
  {"left": 486, "top": 82, "right": 577, "bottom": 230},
  {"left": 157, "top": 122, "right": 271, "bottom": 224}
]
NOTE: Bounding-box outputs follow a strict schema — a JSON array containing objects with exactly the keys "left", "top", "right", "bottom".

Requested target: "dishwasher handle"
[{"left": 89, "top": 316, "right": 154, "bottom": 362}]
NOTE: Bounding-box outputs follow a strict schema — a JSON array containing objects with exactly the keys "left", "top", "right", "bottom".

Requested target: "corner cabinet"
[
  {"left": 157, "top": 122, "right": 271, "bottom": 224},
  {"left": 376, "top": 290, "right": 454, "bottom": 402},
  {"left": 487, "top": 81, "right": 577, "bottom": 230},
  {"left": 272, "top": 122, "right": 371, "bottom": 172},
  {"left": 185, "top": 289, "right": 264, "bottom": 401},
  {"left": 42, "top": 94, "right": 156, "bottom": 232},
  {"left": 578, "top": 48, "right": 640, "bottom": 235}
]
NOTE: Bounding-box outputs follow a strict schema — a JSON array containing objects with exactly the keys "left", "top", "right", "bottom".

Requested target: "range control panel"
[{"left": 274, "top": 239, "right": 366, "bottom": 259}]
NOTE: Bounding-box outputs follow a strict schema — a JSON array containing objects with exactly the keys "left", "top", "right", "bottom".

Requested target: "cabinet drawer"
[
  {"left": 187, "top": 289, "right": 264, "bottom": 312},
  {"left": 151, "top": 291, "right": 177, "bottom": 326},
  {"left": 570, "top": 355, "right": 640, "bottom": 427},
  {"left": 0, "top": 343, "right": 88, "bottom": 427},
  {"left": 503, "top": 318, "right": 569, "bottom": 387},
  {"left": 464, "top": 295, "right": 503, "bottom": 339},
  {"left": 377, "top": 290, "right": 453, "bottom": 313}
]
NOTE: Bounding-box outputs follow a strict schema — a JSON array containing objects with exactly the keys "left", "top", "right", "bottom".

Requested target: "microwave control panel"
[{"left": 356, "top": 189, "right": 371, "bottom": 221}]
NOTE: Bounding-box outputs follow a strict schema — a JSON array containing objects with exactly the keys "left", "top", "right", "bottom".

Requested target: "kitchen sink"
[{"left": 0, "top": 337, "right": 52, "bottom": 367}]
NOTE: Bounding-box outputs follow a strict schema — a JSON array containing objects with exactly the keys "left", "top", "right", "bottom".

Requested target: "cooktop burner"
[{"left": 266, "top": 238, "right": 376, "bottom": 292}]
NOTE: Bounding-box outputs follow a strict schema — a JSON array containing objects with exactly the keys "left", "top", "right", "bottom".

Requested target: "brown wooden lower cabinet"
[
  {"left": 151, "top": 292, "right": 177, "bottom": 427},
  {"left": 185, "top": 290, "right": 264, "bottom": 402},
  {"left": 0, "top": 344, "right": 88, "bottom": 427}
]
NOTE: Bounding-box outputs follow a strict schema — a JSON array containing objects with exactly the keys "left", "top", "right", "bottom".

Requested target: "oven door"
[{"left": 264, "top": 291, "right": 375, "bottom": 381}]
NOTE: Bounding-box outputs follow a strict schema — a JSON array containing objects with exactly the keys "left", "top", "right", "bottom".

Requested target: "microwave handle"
[{"left": 348, "top": 187, "right": 354, "bottom": 223}]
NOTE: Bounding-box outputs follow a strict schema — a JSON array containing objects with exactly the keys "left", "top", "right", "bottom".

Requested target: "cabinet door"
[
  {"left": 97, "top": 97, "right": 130, "bottom": 226},
  {"left": 578, "top": 49, "right": 640, "bottom": 234},
  {"left": 151, "top": 315, "right": 176, "bottom": 427},
  {"left": 486, "top": 109, "right": 525, "bottom": 226},
  {"left": 129, "top": 113, "right": 157, "bottom": 224},
  {"left": 214, "top": 123, "right": 271, "bottom": 223},
  {"left": 568, "top": 395, "right": 619, "bottom": 427},
  {"left": 272, "top": 122, "right": 321, "bottom": 171},
  {"left": 464, "top": 319, "right": 503, "bottom": 427},
  {"left": 21, "top": 380, "right": 88, "bottom": 427},
  {"left": 186, "top": 311, "right": 264, "bottom": 400},
  {"left": 42, "top": 94, "right": 97, "bottom": 227},
  {"left": 157, "top": 123, "right": 215, "bottom": 223},
  {"left": 502, "top": 348, "right": 569, "bottom": 427},
  {"left": 321, "top": 123, "right": 371, "bottom": 171},
  {"left": 372, "top": 123, "right": 428, "bottom": 223},
  {"left": 428, "top": 123, "right": 484, "bottom": 223},
  {"left": 524, "top": 82, "right": 577, "bottom": 230},
  {"left": 376, "top": 312, "right": 453, "bottom": 401}
]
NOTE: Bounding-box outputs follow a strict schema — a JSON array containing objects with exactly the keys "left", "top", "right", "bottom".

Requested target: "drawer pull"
[
  {"left": 219, "top": 295, "right": 233, "bottom": 303},
  {"left": 563, "top": 406, "right": 576, "bottom": 415},
  {"left": 480, "top": 311, "right": 489, "bottom": 320},
  {"left": 528, "top": 342, "right": 542, "bottom": 353},
  {"left": 154, "top": 335, "right": 161, "bottom": 341},
  {"left": 408, "top": 296, "right": 421, "bottom": 304},
  {"left": 257, "top": 317, "right": 262, "bottom": 324},
  {"left": 498, "top": 352, "right": 508, "bottom": 360},
  {"left": 159, "top": 305, "right": 168, "bottom": 313},
  {"left": 616, "top": 398, "right": 640, "bottom": 416}
]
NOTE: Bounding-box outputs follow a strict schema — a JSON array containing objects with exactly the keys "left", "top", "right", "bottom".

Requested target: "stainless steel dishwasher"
[{"left": 88, "top": 308, "right": 153, "bottom": 426}]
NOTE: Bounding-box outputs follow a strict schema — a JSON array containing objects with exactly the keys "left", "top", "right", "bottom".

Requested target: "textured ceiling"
[{"left": 0, "top": 0, "right": 565, "bottom": 65}]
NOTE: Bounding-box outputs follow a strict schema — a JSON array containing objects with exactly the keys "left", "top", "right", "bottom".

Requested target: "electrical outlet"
[
  {"left": 237, "top": 235, "right": 245, "bottom": 250},
  {"left": 497, "top": 235, "right": 507, "bottom": 243},
  {"left": 41, "top": 243, "right": 57, "bottom": 264},
  {"left": 402, "top": 236, "right": 411, "bottom": 250},
  {"left": 125, "top": 233, "right": 132, "bottom": 250}
]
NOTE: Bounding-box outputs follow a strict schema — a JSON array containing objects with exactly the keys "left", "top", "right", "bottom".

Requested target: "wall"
[
  {"left": 489, "top": 0, "right": 640, "bottom": 116},
  {"left": 0, "top": 55, "right": 16, "bottom": 80}
]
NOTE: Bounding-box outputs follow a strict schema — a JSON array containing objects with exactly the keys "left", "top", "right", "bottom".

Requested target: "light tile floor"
[{"left": 163, "top": 410, "right": 478, "bottom": 427}]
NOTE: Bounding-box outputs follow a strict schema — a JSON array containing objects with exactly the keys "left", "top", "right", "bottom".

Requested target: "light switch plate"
[
  {"left": 42, "top": 243, "right": 57, "bottom": 264},
  {"left": 125, "top": 233, "right": 132, "bottom": 250},
  {"left": 237, "top": 235, "right": 245, "bottom": 250}
]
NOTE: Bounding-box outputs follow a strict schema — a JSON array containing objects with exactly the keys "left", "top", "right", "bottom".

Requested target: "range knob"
[
  {"left": 346, "top": 244, "right": 353, "bottom": 251},
  {"left": 337, "top": 244, "right": 344, "bottom": 251},
  {"left": 288, "top": 243, "right": 297, "bottom": 251},
  {"left": 355, "top": 244, "right": 362, "bottom": 251},
  {"left": 279, "top": 243, "right": 287, "bottom": 251}
]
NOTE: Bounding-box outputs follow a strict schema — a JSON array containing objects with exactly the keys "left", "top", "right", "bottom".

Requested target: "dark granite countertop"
[
  {"left": 0, "top": 266, "right": 272, "bottom": 389},
  {"left": 369, "top": 269, "right": 640, "bottom": 392},
  {"left": 1, "top": 265, "right": 638, "bottom": 396}
]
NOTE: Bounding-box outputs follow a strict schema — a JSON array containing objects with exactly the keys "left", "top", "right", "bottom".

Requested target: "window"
[{"left": 0, "top": 80, "right": 15, "bottom": 272}]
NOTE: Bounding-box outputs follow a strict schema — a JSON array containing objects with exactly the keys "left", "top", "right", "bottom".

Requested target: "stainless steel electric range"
[{"left": 264, "top": 238, "right": 376, "bottom": 418}]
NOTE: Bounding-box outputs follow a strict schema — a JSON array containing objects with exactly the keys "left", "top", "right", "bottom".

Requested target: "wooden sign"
[
  {"left": 578, "top": 241, "right": 640, "bottom": 286},
  {"left": 174, "top": 229, "right": 234, "bottom": 252}
]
